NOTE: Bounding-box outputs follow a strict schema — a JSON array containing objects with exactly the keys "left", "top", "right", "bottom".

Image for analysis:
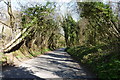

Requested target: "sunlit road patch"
[{"left": 2, "top": 48, "right": 96, "bottom": 79}]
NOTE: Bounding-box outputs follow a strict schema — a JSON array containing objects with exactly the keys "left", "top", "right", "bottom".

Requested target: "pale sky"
[
  {"left": 0, "top": 0, "right": 119, "bottom": 33},
  {"left": 0, "top": 0, "right": 119, "bottom": 22}
]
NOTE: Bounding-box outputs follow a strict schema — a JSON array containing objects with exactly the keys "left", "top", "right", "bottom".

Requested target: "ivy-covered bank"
[{"left": 66, "top": 44, "right": 120, "bottom": 79}]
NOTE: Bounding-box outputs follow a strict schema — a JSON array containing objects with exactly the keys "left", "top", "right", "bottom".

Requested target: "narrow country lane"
[{"left": 2, "top": 48, "right": 96, "bottom": 80}]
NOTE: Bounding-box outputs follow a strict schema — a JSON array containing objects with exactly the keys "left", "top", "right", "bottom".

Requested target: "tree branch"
[
  {"left": 0, "top": 20, "right": 11, "bottom": 28},
  {"left": 3, "top": 1, "right": 8, "bottom": 5}
]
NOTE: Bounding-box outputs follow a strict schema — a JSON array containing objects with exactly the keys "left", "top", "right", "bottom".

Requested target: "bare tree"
[{"left": 0, "top": 0, "right": 15, "bottom": 30}]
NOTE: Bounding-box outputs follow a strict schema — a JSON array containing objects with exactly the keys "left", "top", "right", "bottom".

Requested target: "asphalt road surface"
[{"left": 2, "top": 48, "right": 96, "bottom": 80}]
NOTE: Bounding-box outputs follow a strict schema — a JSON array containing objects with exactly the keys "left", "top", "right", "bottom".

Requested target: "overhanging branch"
[{"left": 0, "top": 20, "right": 11, "bottom": 28}]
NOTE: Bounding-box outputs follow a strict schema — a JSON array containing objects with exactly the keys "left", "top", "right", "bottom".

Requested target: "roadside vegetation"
[{"left": 65, "top": 2, "right": 120, "bottom": 79}]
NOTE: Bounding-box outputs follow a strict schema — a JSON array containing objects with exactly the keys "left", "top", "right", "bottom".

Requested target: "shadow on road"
[
  {"left": 33, "top": 51, "right": 96, "bottom": 79},
  {"left": 2, "top": 65, "right": 45, "bottom": 80},
  {"left": 2, "top": 48, "right": 96, "bottom": 79}
]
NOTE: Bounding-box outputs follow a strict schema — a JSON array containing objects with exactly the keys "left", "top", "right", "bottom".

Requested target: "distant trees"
[{"left": 61, "top": 14, "right": 78, "bottom": 47}]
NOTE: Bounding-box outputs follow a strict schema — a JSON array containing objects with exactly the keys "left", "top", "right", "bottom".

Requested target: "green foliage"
[
  {"left": 77, "top": 2, "right": 119, "bottom": 46},
  {"left": 31, "top": 48, "right": 50, "bottom": 57},
  {"left": 0, "top": 52, "right": 3, "bottom": 55},
  {"left": 61, "top": 14, "right": 78, "bottom": 47},
  {"left": 21, "top": 2, "right": 64, "bottom": 50},
  {"left": 66, "top": 44, "right": 120, "bottom": 79}
]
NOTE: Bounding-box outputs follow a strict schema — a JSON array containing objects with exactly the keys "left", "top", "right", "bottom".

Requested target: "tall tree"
[
  {"left": 77, "top": 2, "right": 120, "bottom": 45},
  {"left": 21, "top": 2, "right": 61, "bottom": 50},
  {"left": 61, "top": 14, "right": 77, "bottom": 47}
]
